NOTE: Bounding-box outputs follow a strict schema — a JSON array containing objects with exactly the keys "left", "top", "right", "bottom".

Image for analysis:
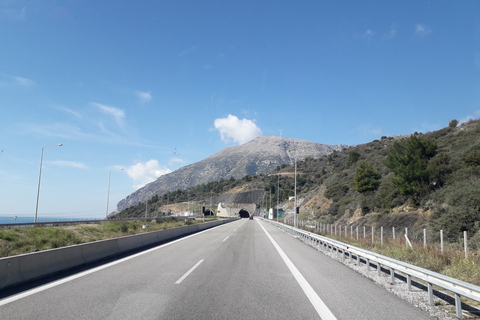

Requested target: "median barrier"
[
  {"left": 0, "top": 219, "right": 234, "bottom": 291},
  {"left": 140, "top": 230, "right": 160, "bottom": 246},
  {"left": 159, "top": 226, "right": 189, "bottom": 242},
  {"left": 19, "top": 245, "right": 85, "bottom": 283},
  {"left": 116, "top": 234, "right": 144, "bottom": 253},
  {"left": 81, "top": 238, "right": 120, "bottom": 264},
  {"left": 0, "top": 256, "right": 23, "bottom": 290}
]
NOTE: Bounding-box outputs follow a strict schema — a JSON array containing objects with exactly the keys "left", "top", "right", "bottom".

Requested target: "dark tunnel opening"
[{"left": 239, "top": 209, "right": 250, "bottom": 218}]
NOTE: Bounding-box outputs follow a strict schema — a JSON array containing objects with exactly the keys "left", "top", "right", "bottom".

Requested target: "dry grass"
[
  {"left": 309, "top": 228, "right": 480, "bottom": 286},
  {"left": 0, "top": 220, "right": 201, "bottom": 258}
]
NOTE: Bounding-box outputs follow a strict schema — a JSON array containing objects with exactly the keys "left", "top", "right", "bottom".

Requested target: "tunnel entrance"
[
  {"left": 204, "top": 210, "right": 214, "bottom": 216},
  {"left": 238, "top": 209, "right": 250, "bottom": 218}
]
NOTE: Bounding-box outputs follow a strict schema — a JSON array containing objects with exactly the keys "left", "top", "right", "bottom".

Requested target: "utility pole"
[
  {"left": 294, "top": 156, "right": 297, "bottom": 228},
  {"left": 277, "top": 174, "right": 279, "bottom": 222}
]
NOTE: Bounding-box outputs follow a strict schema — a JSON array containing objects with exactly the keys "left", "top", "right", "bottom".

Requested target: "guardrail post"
[
  {"left": 427, "top": 282, "right": 434, "bottom": 305},
  {"left": 464, "top": 231, "right": 468, "bottom": 259},
  {"left": 405, "top": 228, "right": 408, "bottom": 248},
  {"left": 381, "top": 226, "right": 383, "bottom": 247},
  {"left": 390, "top": 268, "right": 395, "bottom": 284},
  {"left": 455, "top": 293, "right": 463, "bottom": 319},
  {"left": 407, "top": 275, "right": 412, "bottom": 292},
  {"left": 440, "top": 230, "right": 444, "bottom": 255},
  {"left": 363, "top": 226, "right": 366, "bottom": 239},
  {"left": 356, "top": 226, "right": 359, "bottom": 240},
  {"left": 350, "top": 225, "right": 353, "bottom": 238},
  {"left": 424, "top": 228, "right": 427, "bottom": 249},
  {"left": 367, "top": 259, "right": 370, "bottom": 271},
  {"left": 377, "top": 263, "right": 381, "bottom": 277}
]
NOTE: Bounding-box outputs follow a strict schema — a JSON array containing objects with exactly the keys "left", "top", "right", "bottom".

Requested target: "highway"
[{"left": 0, "top": 218, "right": 434, "bottom": 319}]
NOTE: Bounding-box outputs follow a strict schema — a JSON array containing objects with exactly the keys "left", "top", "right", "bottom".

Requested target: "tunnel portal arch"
[{"left": 238, "top": 209, "right": 250, "bottom": 218}]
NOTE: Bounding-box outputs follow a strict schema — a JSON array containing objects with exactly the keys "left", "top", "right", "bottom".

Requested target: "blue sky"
[{"left": 1, "top": 1, "right": 479, "bottom": 219}]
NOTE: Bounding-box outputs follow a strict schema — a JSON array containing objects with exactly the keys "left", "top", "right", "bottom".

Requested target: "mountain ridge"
[{"left": 116, "top": 136, "right": 348, "bottom": 212}]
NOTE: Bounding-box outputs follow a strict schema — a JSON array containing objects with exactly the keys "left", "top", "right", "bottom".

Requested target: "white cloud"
[
  {"left": 383, "top": 24, "right": 397, "bottom": 40},
  {"left": 126, "top": 159, "right": 171, "bottom": 189},
  {"left": 169, "top": 157, "right": 185, "bottom": 165},
  {"left": 214, "top": 114, "right": 263, "bottom": 144},
  {"left": 415, "top": 24, "right": 432, "bottom": 37},
  {"left": 179, "top": 45, "right": 198, "bottom": 56},
  {"left": 14, "top": 76, "right": 34, "bottom": 86},
  {"left": 136, "top": 91, "right": 152, "bottom": 104},
  {"left": 50, "top": 160, "right": 89, "bottom": 169},
  {"left": 91, "top": 102, "right": 125, "bottom": 126},
  {"left": 460, "top": 111, "right": 480, "bottom": 125},
  {"left": 56, "top": 106, "right": 81, "bottom": 119},
  {"left": 355, "top": 29, "right": 374, "bottom": 40}
]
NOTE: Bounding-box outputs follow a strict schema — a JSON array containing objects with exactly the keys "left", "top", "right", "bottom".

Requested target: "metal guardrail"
[
  {"left": 268, "top": 220, "right": 480, "bottom": 319},
  {"left": 0, "top": 216, "right": 201, "bottom": 229}
]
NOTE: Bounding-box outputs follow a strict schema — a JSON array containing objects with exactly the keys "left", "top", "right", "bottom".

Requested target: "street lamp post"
[
  {"left": 106, "top": 168, "right": 124, "bottom": 218},
  {"left": 277, "top": 174, "right": 279, "bottom": 222},
  {"left": 294, "top": 156, "right": 297, "bottom": 228},
  {"left": 35, "top": 144, "right": 63, "bottom": 223}
]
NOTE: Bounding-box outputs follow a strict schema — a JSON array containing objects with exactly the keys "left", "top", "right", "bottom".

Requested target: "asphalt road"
[{"left": 0, "top": 219, "right": 434, "bottom": 319}]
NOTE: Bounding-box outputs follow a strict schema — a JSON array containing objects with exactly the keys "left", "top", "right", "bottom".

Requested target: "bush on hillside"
[
  {"left": 354, "top": 162, "right": 381, "bottom": 193},
  {"left": 430, "top": 178, "right": 480, "bottom": 241},
  {"left": 384, "top": 135, "right": 437, "bottom": 199},
  {"left": 449, "top": 119, "right": 459, "bottom": 128},
  {"left": 324, "top": 184, "right": 349, "bottom": 201}
]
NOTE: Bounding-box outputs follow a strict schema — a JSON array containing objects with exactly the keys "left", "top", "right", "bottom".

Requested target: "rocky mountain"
[{"left": 116, "top": 136, "right": 348, "bottom": 212}]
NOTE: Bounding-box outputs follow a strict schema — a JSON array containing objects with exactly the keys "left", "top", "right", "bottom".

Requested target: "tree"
[
  {"left": 346, "top": 150, "right": 360, "bottom": 167},
  {"left": 354, "top": 162, "right": 381, "bottom": 193},
  {"left": 449, "top": 119, "right": 459, "bottom": 128},
  {"left": 384, "top": 135, "right": 437, "bottom": 196}
]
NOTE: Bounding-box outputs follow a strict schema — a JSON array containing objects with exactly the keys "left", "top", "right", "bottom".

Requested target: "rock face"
[{"left": 116, "top": 136, "right": 347, "bottom": 211}]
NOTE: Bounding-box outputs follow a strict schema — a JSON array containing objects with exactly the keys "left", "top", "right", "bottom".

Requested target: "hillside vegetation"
[{"left": 117, "top": 119, "right": 480, "bottom": 248}]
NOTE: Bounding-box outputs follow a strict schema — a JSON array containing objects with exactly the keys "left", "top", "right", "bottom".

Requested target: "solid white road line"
[
  {"left": 175, "top": 259, "right": 204, "bottom": 284},
  {"left": 0, "top": 224, "right": 228, "bottom": 306},
  {"left": 257, "top": 220, "right": 338, "bottom": 320},
  {"left": 223, "top": 236, "right": 229, "bottom": 241}
]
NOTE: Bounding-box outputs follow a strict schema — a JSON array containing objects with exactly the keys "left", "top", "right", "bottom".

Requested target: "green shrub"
[
  {"left": 463, "top": 147, "right": 480, "bottom": 167},
  {"left": 346, "top": 150, "right": 361, "bottom": 167},
  {"left": 449, "top": 119, "right": 459, "bottom": 128},
  {"left": 354, "top": 162, "right": 381, "bottom": 193},
  {"left": 430, "top": 178, "right": 480, "bottom": 240},
  {"left": 324, "top": 184, "right": 349, "bottom": 201},
  {"left": 384, "top": 135, "right": 437, "bottom": 197}
]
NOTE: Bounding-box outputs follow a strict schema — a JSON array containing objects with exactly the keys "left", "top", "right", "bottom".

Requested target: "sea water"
[{"left": 0, "top": 216, "right": 96, "bottom": 224}]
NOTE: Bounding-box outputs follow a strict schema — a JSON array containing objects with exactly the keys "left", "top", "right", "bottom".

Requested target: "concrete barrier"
[
  {"left": 116, "top": 234, "right": 145, "bottom": 253},
  {"left": 0, "top": 219, "right": 234, "bottom": 291},
  {"left": 81, "top": 238, "right": 120, "bottom": 264},
  {"left": 19, "top": 245, "right": 85, "bottom": 283},
  {"left": 140, "top": 230, "right": 161, "bottom": 246},
  {"left": 0, "top": 256, "right": 23, "bottom": 290}
]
